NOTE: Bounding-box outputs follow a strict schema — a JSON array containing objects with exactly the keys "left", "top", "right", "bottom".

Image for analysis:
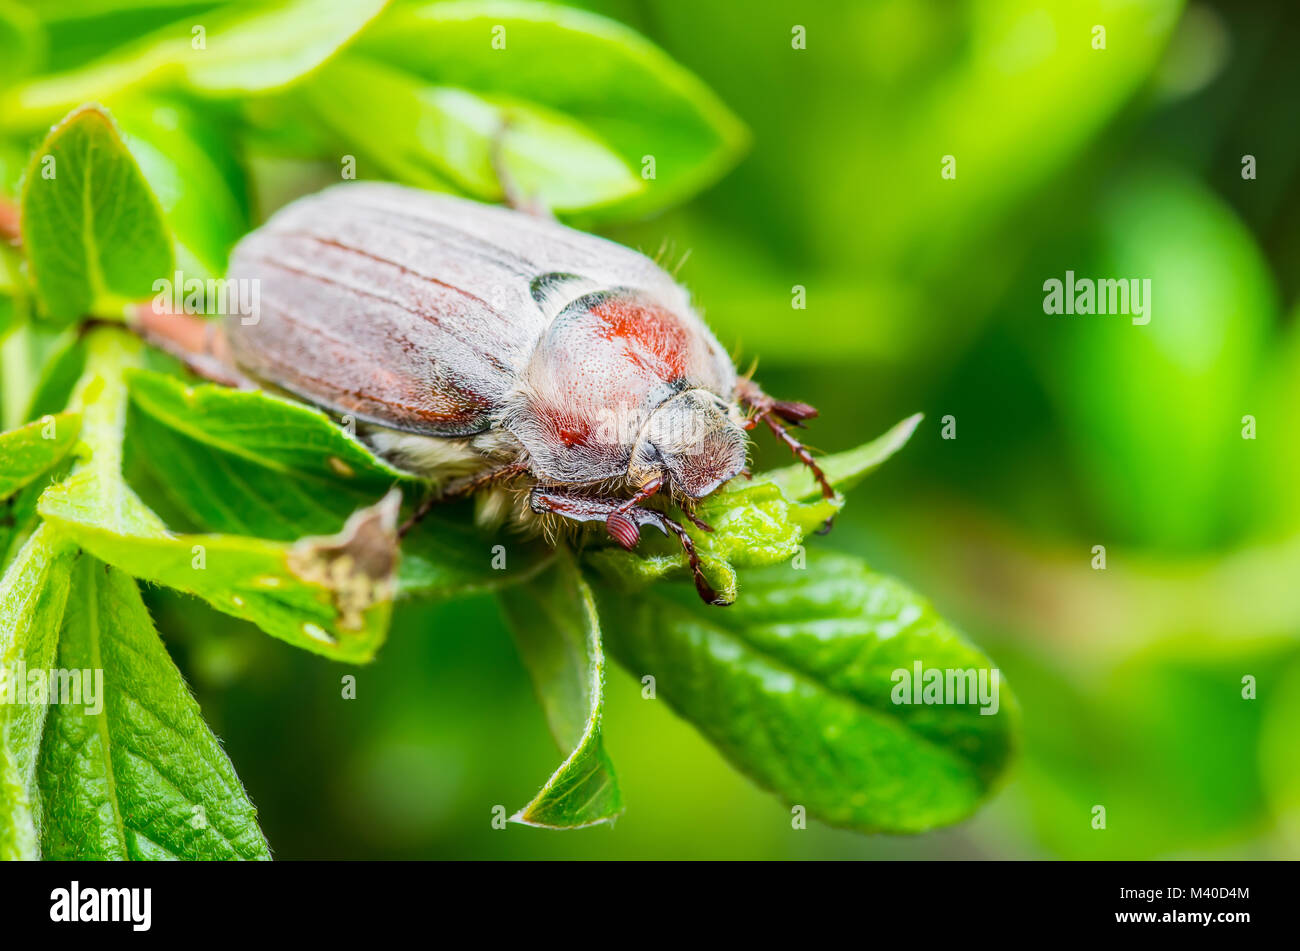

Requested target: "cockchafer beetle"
[{"left": 134, "top": 182, "right": 835, "bottom": 605}]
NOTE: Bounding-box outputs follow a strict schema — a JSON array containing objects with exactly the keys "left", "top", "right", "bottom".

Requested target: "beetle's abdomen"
[{"left": 226, "top": 185, "right": 555, "bottom": 435}]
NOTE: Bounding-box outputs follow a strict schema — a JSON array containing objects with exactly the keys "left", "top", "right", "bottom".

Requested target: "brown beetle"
[{"left": 136, "top": 183, "right": 834, "bottom": 605}]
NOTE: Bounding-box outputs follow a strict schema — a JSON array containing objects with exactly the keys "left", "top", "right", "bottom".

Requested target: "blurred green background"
[{"left": 8, "top": 0, "right": 1300, "bottom": 858}]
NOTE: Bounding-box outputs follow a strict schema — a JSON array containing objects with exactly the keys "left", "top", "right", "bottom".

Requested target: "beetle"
[{"left": 135, "top": 182, "right": 835, "bottom": 605}]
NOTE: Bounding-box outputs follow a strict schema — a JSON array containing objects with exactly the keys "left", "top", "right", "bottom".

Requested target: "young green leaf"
[
  {"left": 354, "top": 0, "right": 749, "bottom": 219},
  {"left": 587, "top": 416, "right": 920, "bottom": 600},
  {"left": 596, "top": 550, "right": 1018, "bottom": 833},
  {"left": 20, "top": 104, "right": 173, "bottom": 323},
  {"left": 585, "top": 479, "right": 833, "bottom": 603},
  {"left": 0, "top": 527, "right": 75, "bottom": 860},
  {"left": 38, "top": 556, "right": 271, "bottom": 860},
  {"left": 300, "top": 54, "right": 643, "bottom": 213},
  {"left": 499, "top": 552, "right": 622, "bottom": 828},
  {"left": 0, "top": 411, "right": 80, "bottom": 499}
]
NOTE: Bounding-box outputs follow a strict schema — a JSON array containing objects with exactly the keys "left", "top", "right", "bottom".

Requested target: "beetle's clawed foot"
[
  {"left": 691, "top": 571, "right": 728, "bottom": 606},
  {"left": 531, "top": 486, "right": 729, "bottom": 606}
]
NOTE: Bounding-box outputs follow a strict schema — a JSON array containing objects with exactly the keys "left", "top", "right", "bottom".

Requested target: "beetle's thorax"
[{"left": 500, "top": 284, "right": 741, "bottom": 493}]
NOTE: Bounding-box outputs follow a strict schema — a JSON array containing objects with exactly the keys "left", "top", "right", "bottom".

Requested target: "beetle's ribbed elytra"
[{"left": 136, "top": 183, "right": 834, "bottom": 605}]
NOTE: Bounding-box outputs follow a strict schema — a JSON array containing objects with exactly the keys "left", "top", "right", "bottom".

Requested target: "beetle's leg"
[
  {"left": 529, "top": 487, "right": 653, "bottom": 549},
  {"left": 681, "top": 509, "right": 715, "bottom": 534},
  {"left": 529, "top": 487, "right": 730, "bottom": 605},
  {"left": 491, "top": 121, "right": 554, "bottom": 219},
  {"left": 736, "top": 380, "right": 835, "bottom": 533},
  {"left": 643, "top": 507, "right": 729, "bottom": 606},
  {"left": 398, "top": 461, "right": 529, "bottom": 537}
]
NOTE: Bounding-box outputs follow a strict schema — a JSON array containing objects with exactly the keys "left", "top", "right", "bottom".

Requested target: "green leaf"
[
  {"left": 41, "top": 482, "right": 400, "bottom": 663},
  {"left": 300, "top": 54, "right": 643, "bottom": 213},
  {"left": 122, "top": 393, "right": 386, "bottom": 543},
  {"left": 36, "top": 330, "right": 397, "bottom": 662},
  {"left": 19, "top": 1, "right": 217, "bottom": 75},
  {"left": 21, "top": 331, "right": 86, "bottom": 422},
  {"left": 587, "top": 416, "right": 920, "bottom": 600},
  {"left": 0, "top": 411, "right": 80, "bottom": 499},
  {"left": 499, "top": 551, "right": 622, "bottom": 828},
  {"left": 759, "top": 412, "right": 924, "bottom": 501},
  {"left": 0, "top": 526, "right": 75, "bottom": 860},
  {"left": 397, "top": 509, "right": 552, "bottom": 600},
  {"left": 354, "top": 0, "right": 748, "bottom": 219},
  {"left": 20, "top": 104, "right": 173, "bottom": 323},
  {"left": 127, "top": 369, "right": 410, "bottom": 491},
  {"left": 597, "top": 550, "right": 1018, "bottom": 833},
  {"left": 38, "top": 555, "right": 270, "bottom": 859},
  {"left": 2, "top": 0, "right": 390, "bottom": 126},
  {"left": 123, "top": 368, "right": 550, "bottom": 602},
  {"left": 1, "top": 453, "right": 72, "bottom": 572}
]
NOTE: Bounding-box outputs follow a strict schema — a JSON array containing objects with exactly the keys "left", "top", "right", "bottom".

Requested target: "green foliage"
[
  {"left": 0, "top": 1, "right": 1022, "bottom": 858},
  {"left": 350, "top": 0, "right": 748, "bottom": 219},
  {"left": 0, "top": 527, "right": 73, "bottom": 859},
  {"left": 500, "top": 553, "right": 622, "bottom": 828},
  {"left": 0, "top": 411, "right": 79, "bottom": 499},
  {"left": 113, "top": 96, "right": 252, "bottom": 278},
  {"left": 20, "top": 104, "right": 173, "bottom": 324},
  {"left": 1039, "top": 168, "right": 1273, "bottom": 550},
  {"left": 599, "top": 551, "right": 1016, "bottom": 833},
  {"left": 300, "top": 55, "right": 644, "bottom": 214},
  {"left": 38, "top": 556, "right": 270, "bottom": 860},
  {"left": 2, "top": 0, "right": 389, "bottom": 122}
]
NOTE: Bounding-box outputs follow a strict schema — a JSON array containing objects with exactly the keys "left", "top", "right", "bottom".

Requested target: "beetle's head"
[{"left": 628, "top": 389, "right": 748, "bottom": 499}]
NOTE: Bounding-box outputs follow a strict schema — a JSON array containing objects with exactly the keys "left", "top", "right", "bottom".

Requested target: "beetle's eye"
[{"left": 641, "top": 390, "right": 747, "bottom": 499}]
